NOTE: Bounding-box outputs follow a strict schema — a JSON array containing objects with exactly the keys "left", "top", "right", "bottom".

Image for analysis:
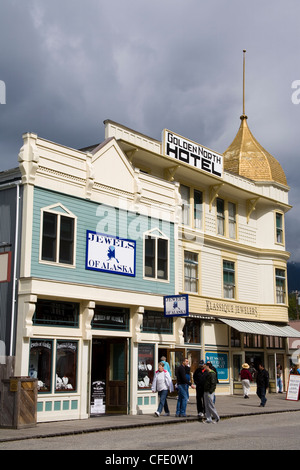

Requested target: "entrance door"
[
  {"left": 91, "top": 338, "right": 128, "bottom": 415},
  {"left": 106, "top": 339, "right": 128, "bottom": 414}
]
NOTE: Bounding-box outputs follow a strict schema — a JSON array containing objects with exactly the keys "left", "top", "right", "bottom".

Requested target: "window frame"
[
  {"left": 223, "top": 259, "right": 236, "bottom": 299},
  {"left": 40, "top": 204, "right": 77, "bottom": 268},
  {"left": 216, "top": 198, "right": 237, "bottom": 240},
  {"left": 275, "top": 267, "right": 287, "bottom": 304},
  {"left": 184, "top": 250, "right": 199, "bottom": 293},
  {"left": 143, "top": 229, "right": 169, "bottom": 282},
  {"left": 179, "top": 184, "right": 204, "bottom": 230},
  {"left": 275, "top": 211, "right": 285, "bottom": 245}
]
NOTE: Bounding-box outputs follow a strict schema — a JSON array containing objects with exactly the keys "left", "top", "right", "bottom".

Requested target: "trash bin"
[{"left": 0, "top": 376, "right": 38, "bottom": 429}]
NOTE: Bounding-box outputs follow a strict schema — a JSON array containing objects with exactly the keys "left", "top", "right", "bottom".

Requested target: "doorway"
[{"left": 91, "top": 338, "right": 128, "bottom": 415}]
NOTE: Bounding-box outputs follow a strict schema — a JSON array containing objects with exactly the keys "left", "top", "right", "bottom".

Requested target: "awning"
[{"left": 220, "top": 318, "right": 300, "bottom": 338}]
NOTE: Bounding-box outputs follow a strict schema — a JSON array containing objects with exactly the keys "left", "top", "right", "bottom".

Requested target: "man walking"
[
  {"left": 256, "top": 363, "right": 269, "bottom": 407},
  {"left": 193, "top": 360, "right": 208, "bottom": 418},
  {"left": 203, "top": 363, "right": 220, "bottom": 423},
  {"left": 175, "top": 358, "right": 195, "bottom": 417}
]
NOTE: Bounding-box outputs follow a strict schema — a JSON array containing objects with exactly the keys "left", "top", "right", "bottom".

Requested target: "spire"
[
  {"left": 222, "top": 50, "right": 288, "bottom": 187},
  {"left": 242, "top": 49, "right": 247, "bottom": 119}
]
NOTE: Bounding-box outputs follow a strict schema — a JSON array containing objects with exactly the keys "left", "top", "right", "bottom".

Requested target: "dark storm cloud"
[{"left": 1, "top": 0, "right": 300, "bottom": 259}]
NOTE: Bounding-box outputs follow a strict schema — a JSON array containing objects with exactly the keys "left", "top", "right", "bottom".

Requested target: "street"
[{"left": 0, "top": 411, "right": 299, "bottom": 451}]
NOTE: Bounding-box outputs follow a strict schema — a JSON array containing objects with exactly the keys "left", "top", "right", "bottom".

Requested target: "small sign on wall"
[
  {"left": 86, "top": 231, "right": 136, "bottom": 277},
  {"left": 164, "top": 294, "right": 189, "bottom": 317},
  {"left": 0, "top": 251, "right": 11, "bottom": 283}
]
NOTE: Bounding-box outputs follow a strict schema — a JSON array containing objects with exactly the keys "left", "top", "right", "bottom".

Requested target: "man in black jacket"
[
  {"left": 256, "top": 364, "right": 269, "bottom": 407},
  {"left": 193, "top": 360, "right": 208, "bottom": 417},
  {"left": 175, "top": 358, "right": 195, "bottom": 417}
]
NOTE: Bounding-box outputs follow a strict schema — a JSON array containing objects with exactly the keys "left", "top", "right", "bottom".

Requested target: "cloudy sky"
[{"left": 1, "top": 1, "right": 300, "bottom": 261}]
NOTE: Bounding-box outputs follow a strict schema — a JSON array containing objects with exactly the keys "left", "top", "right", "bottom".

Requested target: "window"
[
  {"left": 184, "top": 318, "right": 201, "bottom": 344},
  {"left": 138, "top": 343, "right": 155, "bottom": 389},
  {"left": 144, "top": 232, "right": 169, "bottom": 280},
  {"left": 180, "top": 185, "right": 190, "bottom": 226},
  {"left": 55, "top": 341, "right": 78, "bottom": 392},
  {"left": 228, "top": 202, "right": 237, "bottom": 239},
  {"left": 184, "top": 251, "right": 198, "bottom": 293},
  {"left": 223, "top": 260, "right": 235, "bottom": 299},
  {"left": 244, "top": 334, "right": 263, "bottom": 348},
  {"left": 92, "top": 305, "right": 129, "bottom": 331},
  {"left": 231, "top": 329, "right": 241, "bottom": 348},
  {"left": 276, "top": 268, "right": 286, "bottom": 304},
  {"left": 194, "top": 190, "right": 203, "bottom": 229},
  {"left": 180, "top": 185, "right": 203, "bottom": 229},
  {"left": 276, "top": 212, "right": 284, "bottom": 244},
  {"left": 41, "top": 207, "right": 75, "bottom": 265},
  {"left": 217, "top": 198, "right": 225, "bottom": 235},
  {"left": 29, "top": 340, "right": 53, "bottom": 392},
  {"left": 216, "top": 198, "right": 237, "bottom": 239},
  {"left": 142, "top": 310, "right": 173, "bottom": 334},
  {"left": 33, "top": 299, "right": 79, "bottom": 327},
  {"left": 266, "top": 336, "right": 284, "bottom": 349}
]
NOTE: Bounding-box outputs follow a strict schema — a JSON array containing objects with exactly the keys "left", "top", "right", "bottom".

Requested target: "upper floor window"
[
  {"left": 217, "top": 198, "right": 237, "bottom": 239},
  {"left": 180, "top": 185, "right": 203, "bottom": 229},
  {"left": 223, "top": 260, "right": 235, "bottom": 299},
  {"left": 41, "top": 204, "right": 76, "bottom": 266},
  {"left": 275, "top": 212, "right": 284, "bottom": 244},
  {"left": 275, "top": 268, "right": 286, "bottom": 304},
  {"left": 184, "top": 251, "right": 198, "bottom": 293},
  {"left": 144, "top": 229, "right": 169, "bottom": 281}
]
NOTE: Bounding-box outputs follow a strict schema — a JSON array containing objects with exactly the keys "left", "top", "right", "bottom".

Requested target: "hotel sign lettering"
[{"left": 163, "top": 129, "right": 223, "bottom": 178}]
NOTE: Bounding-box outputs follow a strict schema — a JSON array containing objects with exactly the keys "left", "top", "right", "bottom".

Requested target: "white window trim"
[
  {"left": 143, "top": 227, "right": 170, "bottom": 283},
  {"left": 39, "top": 203, "right": 77, "bottom": 268}
]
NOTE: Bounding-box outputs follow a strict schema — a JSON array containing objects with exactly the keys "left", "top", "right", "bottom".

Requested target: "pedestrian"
[
  {"left": 193, "top": 360, "right": 208, "bottom": 418},
  {"left": 160, "top": 356, "right": 171, "bottom": 376},
  {"left": 175, "top": 358, "right": 195, "bottom": 417},
  {"left": 206, "top": 360, "right": 218, "bottom": 404},
  {"left": 276, "top": 363, "right": 283, "bottom": 393},
  {"left": 240, "top": 363, "right": 253, "bottom": 398},
  {"left": 203, "top": 363, "right": 220, "bottom": 424},
  {"left": 185, "top": 360, "right": 191, "bottom": 400},
  {"left": 152, "top": 362, "right": 174, "bottom": 417},
  {"left": 256, "top": 363, "right": 269, "bottom": 407}
]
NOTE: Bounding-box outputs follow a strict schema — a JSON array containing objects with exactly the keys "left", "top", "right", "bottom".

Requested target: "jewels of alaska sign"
[
  {"left": 163, "top": 129, "right": 223, "bottom": 178},
  {"left": 86, "top": 231, "right": 136, "bottom": 276}
]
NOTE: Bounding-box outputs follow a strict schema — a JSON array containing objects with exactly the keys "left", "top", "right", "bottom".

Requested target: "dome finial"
[{"left": 241, "top": 50, "right": 247, "bottom": 120}]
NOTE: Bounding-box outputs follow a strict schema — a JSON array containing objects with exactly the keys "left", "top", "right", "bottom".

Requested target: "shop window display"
[
  {"left": 138, "top": 343, "right": 154, "bottom": 389},
  {"left": 29, "top": 340, "right": 53, "bottom": 392},
  {"left": 55, "top": 341, "right": 78, "bottom": 392}
]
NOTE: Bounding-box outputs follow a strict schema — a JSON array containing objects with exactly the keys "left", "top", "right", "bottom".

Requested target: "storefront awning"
[{"left": 220, "top": 318, "right": 300, "bottom": 338}]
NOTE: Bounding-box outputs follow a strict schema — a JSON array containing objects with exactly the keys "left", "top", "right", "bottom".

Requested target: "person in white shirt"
[{"left": 152, "top": 362, "right": 174, "bottom": 417}]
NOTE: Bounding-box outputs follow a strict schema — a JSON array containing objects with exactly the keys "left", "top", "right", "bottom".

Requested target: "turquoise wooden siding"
[{"left": 31, "top": 187, "right": 175, "bottom": 295}]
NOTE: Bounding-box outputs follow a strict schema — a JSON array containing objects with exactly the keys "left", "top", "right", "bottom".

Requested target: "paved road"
[{"left": 0, "top": 411, "right": 299, "bottom": 451}]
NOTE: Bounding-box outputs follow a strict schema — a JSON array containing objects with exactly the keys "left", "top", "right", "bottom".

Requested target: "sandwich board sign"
[{"left": 286, "top": 375, "right": 300, "bottom": 401}]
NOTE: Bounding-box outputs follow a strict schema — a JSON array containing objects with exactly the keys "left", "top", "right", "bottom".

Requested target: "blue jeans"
[
  {"left": 157, "top": 389, "right": 169, "bottom": 414},
  {"left": 277, "top": 377, "right": 283, "bottom": 393},
  {"left": 257, "top": 386, "right": 267, "bottom": 406},
  {"left": 176, "top": 384, "right": 188, "bottom": 416}
]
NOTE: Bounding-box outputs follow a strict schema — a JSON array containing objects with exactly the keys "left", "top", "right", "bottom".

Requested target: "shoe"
[
  {"left": 175, "top": 414, "right": 180, "bottom": 417},
  {"left": 198, "top": 412, "right": 204, "bottom": 418},
  {"left": 212, "top": 417, "right": 220, "bottom": 423},
  {"left": 259, "top": 404, "right": 265, "bottom": 407},
  {"left": 163, "top": 413, "right": 170, "bottom": 416},
  {"left": 204, "top": 419, "right": 213, "bottom": 423},
  {"left": 180, "top": 414, "right": 187, "bottom": 417},
  {"left": 154, "top": 411, "right": 160, "bottom": 417}
]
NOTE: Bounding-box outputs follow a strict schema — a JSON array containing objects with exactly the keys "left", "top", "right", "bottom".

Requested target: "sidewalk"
[{"left": 0, "top": 394, "right": 299, "bottom": 443}]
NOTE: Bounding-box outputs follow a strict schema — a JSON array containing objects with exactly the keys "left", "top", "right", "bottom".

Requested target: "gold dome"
[{"left": 223, "top": 115, "right": 287, "bottom": 187}]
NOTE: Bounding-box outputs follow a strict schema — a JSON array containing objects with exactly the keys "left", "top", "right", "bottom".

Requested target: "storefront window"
[
  {"left": 33, "top": 299, "right": 79, "bottom": 327},
  {"left": 266, "top": 336, "right": 284, "bottom": 349},
  {"left": 29, "top": 340, "right": 53, "bottom": 392},
  {"left": 231, "top": 329, "right": 241, "bottom": 347},
  {"left": 55, "top": 341, "right": 78, "bottom": 392},
  {"left": 244, "top": 333, "right": 263, "bottom": 348},
  {"left": 184, "top": 318, "right": 201, "bottom": 344},
  {"left": 142, "top": 310, "right": 173, "bottom": 334},
  {"left": 138, "top": 344, "right": 154, "bottom": 390},
  {"left": 92, "top": 305, "right": 129, "bottom": 330}
]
